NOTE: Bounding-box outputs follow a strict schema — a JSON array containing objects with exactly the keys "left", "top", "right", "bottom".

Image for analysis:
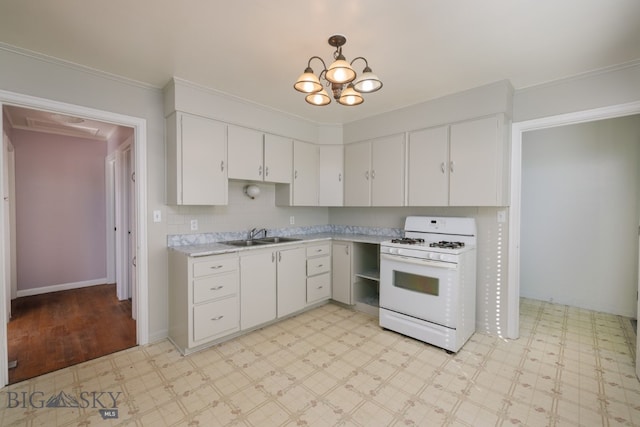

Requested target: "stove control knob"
[
  {"left": 430, "top": 253, "right": 442, "bottom": 261},
  {"left": 389, "top": 247, "right": 399, "bottom": 255}
]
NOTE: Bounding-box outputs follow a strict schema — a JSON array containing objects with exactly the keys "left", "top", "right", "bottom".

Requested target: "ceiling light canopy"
[{"left": 294, "top": 35, "right": 383, "bottom": 107}]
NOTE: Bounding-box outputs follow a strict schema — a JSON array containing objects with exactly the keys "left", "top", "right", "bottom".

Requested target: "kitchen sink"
[
  {"left": 223, "top": 239, "right": 269, "bottom": 247},
  {"left": 255, "top": 236, "right": 301, "bottom": 244},
  {"left": 223, "top": 236, "right": 301, "bottom": 247}
]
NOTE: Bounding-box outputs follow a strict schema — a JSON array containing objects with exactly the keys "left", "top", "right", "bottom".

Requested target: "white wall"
[{"left": 520, "top": 115, "right": 640, "bottom": 317}]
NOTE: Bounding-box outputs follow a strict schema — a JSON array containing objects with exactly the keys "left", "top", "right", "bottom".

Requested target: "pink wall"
[{"left": 13, "top": 129, "right": 107, "bottom": 290}]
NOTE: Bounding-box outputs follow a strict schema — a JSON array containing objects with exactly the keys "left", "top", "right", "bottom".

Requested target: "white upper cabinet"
[
  {"left": 228, "top": 126, "right": 292, "bottom": 184},
  {"left": 319, "top": 145, "right": 344, "bottom": 206},
  {"left": 291, "top": 140, "right": 319, "bottom": 206},
  {"left": 371, "top": 134, "right": 405, "bottom": 206},
  {"left": 227, "top": 125, "right": 264, "bottom": 181},
  {"left": 407, "top": 126, "right": 449, "bottom": 206},
  {"left": 407, "top": 114, "right": 509, "bottom": 207},
  {"left": 263, "top": 133, "right": 292, "bottom": 184},
  {"left": 344, "top": 134, "right": 405, "bottom": 206},
  {"left": 344, "top": 141, "right": 371, "bottom": 206},
  {"left": 166, "top": 112, "right": 228, "bottom": 206},
  {"left": 449, "top": 115, "right": 508, "bottom": 206}
]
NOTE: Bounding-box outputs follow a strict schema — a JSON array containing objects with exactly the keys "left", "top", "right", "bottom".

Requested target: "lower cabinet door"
[
  {"left": 307, "top": 273, "right": 331, "bottom": 303},
  {"left": 193, "top": 296, "right": 239, "bottom": 342}
]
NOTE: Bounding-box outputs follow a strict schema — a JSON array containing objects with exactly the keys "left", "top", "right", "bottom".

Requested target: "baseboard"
[{"left": 16, "top": 278, "right": 109, "bottom": 298}]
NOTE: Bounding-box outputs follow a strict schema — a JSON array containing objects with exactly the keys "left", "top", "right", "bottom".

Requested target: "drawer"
[
  {"left": 306, "top": 243, "right": 331, "bottom": 257},
  {"left": 306, "top": 255, "right": 330, "bottom": 276},
  {"left": 193, "top": 256, "right": 238, "bottom": 278},
  {"left": 307, "top": 273, "right": 331, "bottom": 303},
  {"left": 193, "top": 272, "right": 238, "bottom": 304},
  {"left": 193, "top": 296, "right": 239, "bottom": 342}
]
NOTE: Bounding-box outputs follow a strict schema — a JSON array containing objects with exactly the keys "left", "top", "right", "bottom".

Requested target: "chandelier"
[{"left": 294, "top": 35, "right": 383, "bottom": 106}]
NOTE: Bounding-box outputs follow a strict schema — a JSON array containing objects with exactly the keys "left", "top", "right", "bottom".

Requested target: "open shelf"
[{"left": 355, "top": 270, "right": 379, "bottom": 282}]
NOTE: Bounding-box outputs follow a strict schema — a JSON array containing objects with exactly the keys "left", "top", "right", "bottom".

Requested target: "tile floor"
[{"left": 0, "top": 298, "right": 638, "bottom": 426}]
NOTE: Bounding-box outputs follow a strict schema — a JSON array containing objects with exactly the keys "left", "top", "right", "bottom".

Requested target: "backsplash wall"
[{"left": 165, "top": 180, "right": 330, "bottom": 236}]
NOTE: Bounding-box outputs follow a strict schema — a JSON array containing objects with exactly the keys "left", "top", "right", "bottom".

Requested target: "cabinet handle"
[
  {"left": 294, "top": 170, "right": 298, "bottom": 179},
  {"left": 365, "top": 170, "right": 369, "bottom": 180},
  {"left": 211, "top": 315, "right": 224, "bottom": 321},
  {"left": 272, "top": 252, "right": 275, "bottom": 262},
  {"left": 220, "top": 161, "right": 225, "bottom": 172},
  {"left": 317, "top": 286, "right": 324, "bottom": 290},
  {"left": 371, "top": 170, "right": 376, "bottom": 179},
  {"left": 345, "top": 246, "right": 349, "bottom": 255},
  {"left": 450, "top": 161, "right": 454, "bottom": 173},
  {"left": 265, "top": 166, "right": 269, "bottom": 177},
  {"left": 278, "top": 252, "right": 282, "bottom": 262},
  {"left": 210, "top": 265, "right": 223, "bottom": 270},
  {"left": 316, "top": 249, "right": 322, "bottom": 252},
  {"left": 210, "top": 286, "right": 224, "bottom": 291},
  {"left": 441, "top": 162, "right": 446, "bottom": 174},
  {"left": 317, "top": 264, "right": 324, "bottom": 268},
  {"left": 258, "top": 165, "right": 263, "bottom": 176},
  {"left": 338, "top": 173, "right": 342, "bottom": 182}
]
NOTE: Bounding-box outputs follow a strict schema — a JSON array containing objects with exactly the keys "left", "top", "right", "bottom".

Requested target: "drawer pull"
[
  {"left": 317, "top": 264, "right": 323, "bottom": 268},
  {"left": 317, "top": 286, "right": 323, "bottom": 289},
  {"left": 210, "top": 265, "right": 223, "bottom": 270},
  {"left": 211, "top": 315, "right": 224, "bottom": 321},
  {"left": 316, "top": 249, "right": 322, "bottom": 252},
  {"left": 210, "top": 286, "right": 224, "bottom": 291}
]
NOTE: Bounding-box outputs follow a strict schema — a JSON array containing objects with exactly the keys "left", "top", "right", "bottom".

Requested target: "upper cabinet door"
[
  {"left": 371, "top": 134, "right": 405, "bottom": 206},
  {"left": 344, "top": 141, "right": 371, "bottom": 206},
  {"left": 449, "top": 115, "right": 507, "bottom": 206},
  {"left": 407, "top": 126, "right": 449, "bottom": 206},
  {"left": 264, "top": 134, "right": 292, "bottom": 184},
  {"left": 227, "top": 125, "right": 264, "bottom": 181},
  {"left": 168, "top": 112, "right": 227, "bottom": 205},
  {"left": 292, "top": 140, "right": 319, "bottom": 206},
  {"left": 319, "top": 145, "right": 344, "bottom": 206}
]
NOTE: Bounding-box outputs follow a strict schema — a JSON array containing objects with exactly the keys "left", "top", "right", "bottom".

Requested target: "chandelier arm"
[
  {"left": 307, "top": 56, "right": 328, "bottom": 72},
  {"left": 350, "top": 56, "right": 369, "bottom": 68}
]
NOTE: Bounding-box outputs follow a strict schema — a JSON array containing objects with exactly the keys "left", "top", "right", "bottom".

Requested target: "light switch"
[
  {"left": 497, "top": 210, "right": 506, "bottom": 223},
  {"left": 153, "top": 210, "right": 161, "bottom": 223}
]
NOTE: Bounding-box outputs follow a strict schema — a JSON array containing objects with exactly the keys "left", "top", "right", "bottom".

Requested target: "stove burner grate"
[
  {"left": 429, "top": 241, "right": 465, "bottom": 249},
  {"left": 391, "top": 237, "right": 425, "bottom": 245}
]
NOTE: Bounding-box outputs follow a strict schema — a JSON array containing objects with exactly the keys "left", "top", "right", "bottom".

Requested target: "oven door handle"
[{"left": 381, "top": 253, "right": 457, "bottom": 269}]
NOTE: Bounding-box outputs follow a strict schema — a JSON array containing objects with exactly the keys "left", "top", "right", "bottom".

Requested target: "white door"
[{"left": 2, "top": 132, "right": 16, "bottom": 321}]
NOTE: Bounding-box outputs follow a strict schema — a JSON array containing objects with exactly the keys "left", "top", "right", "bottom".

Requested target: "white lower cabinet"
[
  {"left": 168, "top": 251, "right": 240, "bottom": 354},
  {"left": 331, "top": 241, "right": 353, "bottom": 305},
  {"left": 240, "top": 249, "right": 277, "bottom": 330},
  {"left": 305, "top": 243, "right": 332, "bottom": 304},
  {"left": 277, "top": 246, "right": 307, "bottom": 317}
]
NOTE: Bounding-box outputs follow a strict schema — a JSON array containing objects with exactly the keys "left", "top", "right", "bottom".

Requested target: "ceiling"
[{"left": 1, "top": 1, "right": 639, "bottom": 125}]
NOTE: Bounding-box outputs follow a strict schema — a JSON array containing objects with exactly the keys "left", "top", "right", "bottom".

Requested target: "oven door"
[{"left": 379, "top": 253, "right": 460, "bottom": 329}]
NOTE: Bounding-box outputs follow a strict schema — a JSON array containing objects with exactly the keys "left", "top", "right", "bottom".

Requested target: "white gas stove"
[{"left": 379, "top": 216, "right": 477, "bottom": 353}]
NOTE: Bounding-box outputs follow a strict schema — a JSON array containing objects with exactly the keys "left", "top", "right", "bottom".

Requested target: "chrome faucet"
[{"left": 248, "top": 227, "right": 267, "bottom": 240}]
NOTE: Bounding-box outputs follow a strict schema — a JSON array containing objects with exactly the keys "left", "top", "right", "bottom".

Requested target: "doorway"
[
  {"left": 0, "top": 89, "right": 149, "bottom": 386},
  {"left": 2, "top": 105, "right": 136, "bottom": 382},
  {"left": 508, "top": 100, "right": 640, "bottom": 381}
]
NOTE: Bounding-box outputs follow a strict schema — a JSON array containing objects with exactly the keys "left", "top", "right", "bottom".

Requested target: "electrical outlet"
[
  {"left": 497, "top": 210, "right": 506, "bottom": 223},
  {"left": 190, "top": 219, "right": 198, "bottom": 231},
  {"left": 289, "top": 216, "right": 295, "bottom": 225},
  {"left": 153, "top": 210, "right": 161, "bottom": 223}
]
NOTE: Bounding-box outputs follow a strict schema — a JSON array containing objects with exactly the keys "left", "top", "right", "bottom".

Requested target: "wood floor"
[{"left": 7, "top": 284, "right": 136, "bottom": 384}]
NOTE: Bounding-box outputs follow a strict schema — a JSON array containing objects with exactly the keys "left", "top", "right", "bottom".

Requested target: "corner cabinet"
[
  {"left": 344, "top": 134, "right": 405, "bottom": 207},
  {"left": 168, "top": 251, "right": 240, "bottom": 354},
  {"left": 277, "top": 140, "right": 319, "bottom": 206},
  {"left": 407, "top": 114, "right": 509, "bottom": 207},
  {"left": 166, "top": 112, "right": 228, "bottom": 205}
]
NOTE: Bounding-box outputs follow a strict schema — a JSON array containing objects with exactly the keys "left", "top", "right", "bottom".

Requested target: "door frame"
[
  {"left": 507, "top": 101, "right": 640, "bottom": 380},
  {"left": 0, "top": 89, "right": 149, "bottom": 386}
]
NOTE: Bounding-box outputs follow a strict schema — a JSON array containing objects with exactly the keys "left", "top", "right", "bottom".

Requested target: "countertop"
[{"left": 169, "top": 233, "right": 391, "bottom": 257}]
